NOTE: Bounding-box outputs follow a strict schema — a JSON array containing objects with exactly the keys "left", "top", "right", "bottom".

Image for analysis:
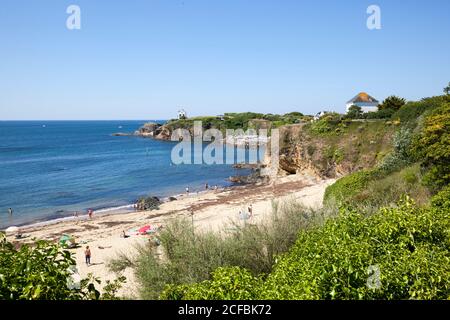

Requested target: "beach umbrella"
[{"left": 5, "top": 226, "right": 19, "bottom": 234}]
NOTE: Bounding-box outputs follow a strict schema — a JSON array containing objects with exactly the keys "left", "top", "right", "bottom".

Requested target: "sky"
[{"left": 0, "top": 0, "right": 449, "bottom": 120}]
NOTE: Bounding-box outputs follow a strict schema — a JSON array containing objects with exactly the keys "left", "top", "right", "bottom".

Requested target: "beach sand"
[{"left": 7, "top": 174, "right": 335, "bottom": 298}]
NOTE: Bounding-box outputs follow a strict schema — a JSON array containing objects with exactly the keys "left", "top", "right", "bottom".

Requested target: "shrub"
[
  {"left": 392, "top": 96, "right": 448, "bottom": 124},
  {"left": 430, "top": 185, "right": 450, "bottom": 210},
  {"left": 379, "top": 96, "right": 406, "bottom": 111},
  {"left": 323, "top": 170, "right": 376, "bottom": 206},
  {"left": 167, "top": 198, "right": 450, "bottom": 300},
  {"left": 310, "top": 113, "right": 343, "bottom": 135},
  {"left": 0, "top": 236, "right": 101, "bottom": 300},
  {"left": 346, "top": 105, "right": 363, "bottom": 119},
  {"left": 364, "top": 108, "right": 395, "bottom": 119},
  {"left": 161, "top": 267, "right": 263, "bottom": 300},
  {"left": 378, "top": 127, "right": 414, "bottom": 173},
  {"left": 412, "top": 102, "right": 450, "bottom": 190}
]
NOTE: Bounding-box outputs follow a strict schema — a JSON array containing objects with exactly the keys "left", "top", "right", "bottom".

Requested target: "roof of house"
[{"left": 347, "top": 92, "right": 379, "bottom": 104}]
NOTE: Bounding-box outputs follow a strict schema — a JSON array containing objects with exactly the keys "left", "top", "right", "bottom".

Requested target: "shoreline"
[{"left": 1, "top": 183, "right": 238, "bottom": 231}]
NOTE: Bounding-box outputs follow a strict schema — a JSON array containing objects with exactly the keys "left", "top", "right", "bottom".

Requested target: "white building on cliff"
[{"left": 346, "top": 92, "right": 379, "bottom": 113}]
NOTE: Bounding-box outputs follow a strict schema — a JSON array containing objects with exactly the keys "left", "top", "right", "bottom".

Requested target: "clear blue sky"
[{"left": 1, "top": 0, "right": 449, "bottom": 120}]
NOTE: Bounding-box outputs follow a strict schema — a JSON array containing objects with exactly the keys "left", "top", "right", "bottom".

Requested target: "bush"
[
  {"left": 0, "top": 236, "right": 101, "bottom": 300},
  {"left": 364, "top": 108, "right": 395, "bottom": 119},
  {"left": 412, "top": 102, "right": 450, "bottom": 190},
  {"left": 378, "top": 127, "right": 414, "bottom": 173},
  {"left": 430, "top": 185, "right": 450, "bottom": 210},
  {"left": 167, "top": 198, "right": 450, "bottom": 300},
  {"left": 392, "top": 96, "right": 448, "bottom": 124},
  {"left": 310, "top": 113, "right": 343, "bottom": 135},
  {"left": 379, "top": 96, "right": 406, "bottom": 111},
  {"left": 345, "top": 105, "right": 363, "bottom": 119},
  {"left": 323, "top": 170, "right": 376, "bottom": 206},
  {"left": 161, "top": 267, "right": 263, "bottom": 300}
]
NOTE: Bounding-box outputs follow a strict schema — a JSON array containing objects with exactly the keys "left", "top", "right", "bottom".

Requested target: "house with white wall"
[
  {"left": 346, "top": 92, "right": 379, "bottom": 113},
  {"left": 177, "top": 109, "right": 187, "bottom": 119}
]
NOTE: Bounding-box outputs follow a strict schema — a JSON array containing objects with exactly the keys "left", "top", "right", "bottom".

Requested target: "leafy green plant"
[
  {"left": 161, "top": 267, "right": 263, "bottom": 300},
  {"left": 166, "top": 198, "right": 450, "bottom": 300},
  {"left": 110, "top": 201, "right": 323, "bottom": 299},
  {"left": 379, "top": 96, "right": 406, "bottom": 111},
  {"left": 0, "top": 237, "right": 100, "bottom": 300},
  {"left": 345, "top": 105, "right": 363, "bottom": 119},
  {"left": 412, "top": 102, "right": 450, "bottom": 190}
]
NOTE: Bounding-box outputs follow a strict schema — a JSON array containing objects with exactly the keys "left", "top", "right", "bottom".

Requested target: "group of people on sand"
[
  {"left": 185, "top": 183, "right": 219, "bottom": 196},
  {"left": 72, "top": 209, "right": 94, "bottom": 220}
]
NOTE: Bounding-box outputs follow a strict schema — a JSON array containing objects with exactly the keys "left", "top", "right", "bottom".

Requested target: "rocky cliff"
[{"left": 276, "top": 121, "right": 396, "bottom": 179}]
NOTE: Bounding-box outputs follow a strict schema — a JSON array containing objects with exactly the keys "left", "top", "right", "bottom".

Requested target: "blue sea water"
[{"left": 0, "top": 121, "right": 253, "bottom": 229}]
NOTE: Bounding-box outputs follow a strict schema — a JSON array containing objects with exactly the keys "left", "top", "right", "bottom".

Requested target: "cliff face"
[
  {"left": 276, "top": 121, "right": 396, "bottom": 179},
  {"left": 133, "top": 119, "right": 396, "bottom": 181},
  {"left": 135, "top": 122, "right": 172, "bottom": 140}
]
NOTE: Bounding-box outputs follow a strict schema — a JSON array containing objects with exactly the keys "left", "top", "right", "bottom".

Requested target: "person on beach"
[
  {"left": 205, "top": 182, "right": 209, "bottom": 190},
  {"left": 186, "top": 187, "right": 190, "bottom": 195},
  {"left": 88, "top": 209, "right": 93, "bottom": 219},
  {"left": 85, "top": 246, "right": 91, "bottom": 266},
  {"left": 121, "top": 230, "right": 129, "bottom": 238},
  {"left": 248, "top": 204, "right": 253, "bottom": 218},
  {"left": 8, "top": 208, "right": 13, "bottom": 216}
]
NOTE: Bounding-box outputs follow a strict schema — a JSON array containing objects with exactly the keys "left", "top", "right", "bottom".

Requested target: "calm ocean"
[{"left": 0, "top": 121, "right": 252, "bottom": 228}]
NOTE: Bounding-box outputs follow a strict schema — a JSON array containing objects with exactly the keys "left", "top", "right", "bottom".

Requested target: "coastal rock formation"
[
  {"left": 135, "top": 122, "right": 162, "bottom": 138},
  {"left": 276, "top": 122, "right": 395, "bottom": 179}
]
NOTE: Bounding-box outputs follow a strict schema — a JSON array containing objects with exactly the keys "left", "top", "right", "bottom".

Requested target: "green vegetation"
[
  {"left": 392, "top": 95, "right": 448, "bottom": 125},
  {"left": 165, "top": 112, "right": 306, "bottom": 133},
  {"left": 412, "top": 101, "right": 450, "bottom": 190},
  {"left": 379, "top": 95, "right": 406, "bottom": 111},
  {"left": 325, "top": 94, "right": 450, "bottom": 209},
  {"left": 308, "top": 112, "right": 344, "bottom": 135},
  {"left": 152, "top": 91, "right": 450, "bottom": 300},
  {"left": 444, "top": 82, "right": 450, "bottom": 95},
  {"left": 0, "top": 234, "right": 125, "bottom": 300},
  {"left": 108, "top": 201, "right": 323, "bottom": 299},
  {"left": 345, "top": 105, "right": 363, "bottom": 119},
  {"left": 164, "top": 196, "right": 450, "bottom": 300}
]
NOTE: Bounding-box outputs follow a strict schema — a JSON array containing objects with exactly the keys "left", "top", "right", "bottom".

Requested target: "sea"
[{"left": 0, "top": 121, "right": 256, "bottom": 229}]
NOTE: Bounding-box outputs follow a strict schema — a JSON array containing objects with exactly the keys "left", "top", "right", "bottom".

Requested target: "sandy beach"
[{"left": 6, "top": 174, "right": 335, "bottom": 298}]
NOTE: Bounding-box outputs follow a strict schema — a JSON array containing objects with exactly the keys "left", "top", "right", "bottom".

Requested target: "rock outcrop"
[{"left": 275, "top": 122, "right": 395, "bottom": 179}]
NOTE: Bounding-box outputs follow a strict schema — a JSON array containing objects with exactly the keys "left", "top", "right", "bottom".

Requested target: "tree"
[
  {"left": 444, "top": 82, "right": 450, "bottom": 95},
  {"left": 346, "top": 105, "right": 363, "bottom": 119},
  {"left": 379, "top": 96, "right": 406, "bottom": 111}
]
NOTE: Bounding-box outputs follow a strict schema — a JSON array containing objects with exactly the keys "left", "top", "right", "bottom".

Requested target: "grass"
[
  {"left": 108, "top": 200, "right": 330, "bottom": 299},
  {"left": 324, "top": 163, "right": 431, "bottom": 213}
]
